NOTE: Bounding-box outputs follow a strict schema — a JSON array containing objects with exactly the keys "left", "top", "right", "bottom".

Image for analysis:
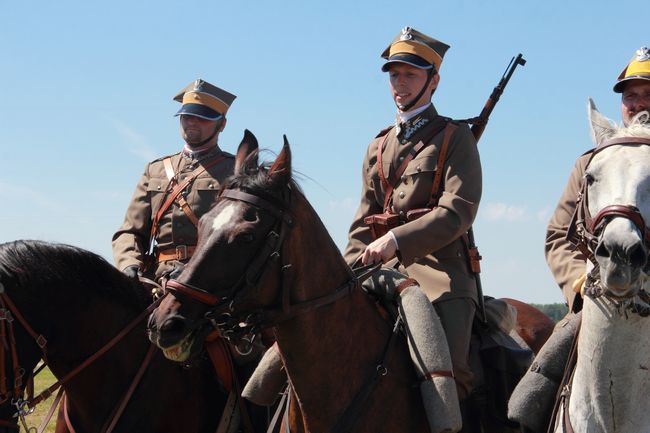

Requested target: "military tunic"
[
  {"left": 545, "top": 154, "right": 590, "bottom": 312},
  {"left": 344, "top": 104, "right": 482, "bottom": 302},
  {"left": 113, "top": 147, "right": 235, "bottom": 279}
]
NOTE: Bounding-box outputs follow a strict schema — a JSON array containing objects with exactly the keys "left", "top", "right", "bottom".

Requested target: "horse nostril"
[
  {"left": 160, "top": 316, "right": 187, "bottom": 336},
  {"left": 595, "top": 241, "right": 611, "bottom": 259},
  {"left": 629, "top": 244, "right": 647, "bottom": 268}
]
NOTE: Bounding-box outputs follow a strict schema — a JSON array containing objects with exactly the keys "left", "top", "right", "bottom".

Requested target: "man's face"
[
  {"left": 180, "top": 114, "right": 221, "bottom": 146},
  {"left": 388, "top": 63, "right": 439, "bottom": 111},
  {"left": 621, "top": 80, "right": 650, "bottom": 125}
]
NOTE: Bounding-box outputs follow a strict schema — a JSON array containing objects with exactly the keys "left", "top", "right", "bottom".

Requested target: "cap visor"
[
  {"left": 382, "top": 54, "right": 433, "bottom": 72},
  {"left": 613, "top": 75, "right": 650, "bottom": 93},
  {"left": 175, "top": 103, "right": 223, "bottom": 120}
]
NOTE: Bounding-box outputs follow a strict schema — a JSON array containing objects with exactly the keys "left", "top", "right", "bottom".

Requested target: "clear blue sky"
[{"left": 1, "top": 0, "right": 646, "bottom": 303}]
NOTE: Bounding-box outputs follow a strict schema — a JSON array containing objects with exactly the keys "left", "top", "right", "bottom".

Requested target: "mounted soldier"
[
  {"left": 546, "top": 46, "right": 650, "bottom": 314},
  {"left": 344, "top": 27, "right": 482, "bottom": 432},
  {"left": 112, "top": 79, "right": 237, "bottom": 283}
]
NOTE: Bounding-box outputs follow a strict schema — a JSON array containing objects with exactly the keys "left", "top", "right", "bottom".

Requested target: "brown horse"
[
  {"left": 147, "top": 132, "right": 554, "bottom": 433},
  {"left": 0, "top": 239, "right": 258, "bottom": 433}
]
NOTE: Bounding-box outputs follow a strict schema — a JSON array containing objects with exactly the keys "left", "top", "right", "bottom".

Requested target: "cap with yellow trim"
[
  {"left": 173, "top": 79, "right": 236, "bottom": 121},
  {"left": 613, "top": 47, "right": 650, "bottom": 93},
  {"left": 381, "top": 27, "right": 450, "bottom": 73}
]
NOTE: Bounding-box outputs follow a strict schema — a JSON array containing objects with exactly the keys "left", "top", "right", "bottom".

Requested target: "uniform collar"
[
  {"left": 182, "top": 142, "right": 221, "bottom": 160},
  {"left": 398, "top": 102, "right": 433, "bottom": 123},
  {"left": 396, "top": 104, "right": 438, "bottom": 140}
]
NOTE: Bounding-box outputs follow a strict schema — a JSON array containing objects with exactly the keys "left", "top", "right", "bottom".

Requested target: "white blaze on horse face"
[{"left": 211, "top": 202, "right": 238, "bottom": 232}]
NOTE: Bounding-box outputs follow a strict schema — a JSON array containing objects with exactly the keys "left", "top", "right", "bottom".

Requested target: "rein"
[
  {"left": 568, "top": 136, "right": 650, "bottom": 307},
  {"left": 164, "top": 184, "right": 401, "bottom": 433},
  {"left": 0, "top": 286, "right": 162, "bottom": 432}
]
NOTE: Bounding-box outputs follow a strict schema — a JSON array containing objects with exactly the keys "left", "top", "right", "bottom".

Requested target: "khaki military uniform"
[
  {"left": 344, "top": 104, "right": 482, "bottom": 301},
  {"left": 344, "top": 104, "right": 482, "bottom": 398},
  {"left": 113, "top": 147, "right": 235, "bottom": 279},
  {"left": 545, "top": 154, "right": 591, "bottom": 312}
]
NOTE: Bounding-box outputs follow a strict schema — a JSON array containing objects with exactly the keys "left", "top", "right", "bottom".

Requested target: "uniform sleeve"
[
  {"left": 343, "top": 141, "right": 383, "bottom": 266},
  {"left": 545, "top": 156, "right": 589, "bottom": 310},
  {"left": 391, "top": 124, "right": 482, "bottom": 266},
  {"left": 112, "top": 165, "right": 153, "bottom": 271}
]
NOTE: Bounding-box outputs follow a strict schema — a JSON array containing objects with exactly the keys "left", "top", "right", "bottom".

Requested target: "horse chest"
[{"left": 568, "top": 298, "right": 650, "bottom": 432}]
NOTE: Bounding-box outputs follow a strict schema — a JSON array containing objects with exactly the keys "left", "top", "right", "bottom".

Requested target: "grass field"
[{"left": 18, "top": 367, "right": 58, "bottom": 433}]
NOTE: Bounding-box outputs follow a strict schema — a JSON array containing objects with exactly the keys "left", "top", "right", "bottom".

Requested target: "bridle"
[
  {"left": 568, "top": 136, "right": 650, "bottom": 310},
  {"left": 164, "top": 186, "right": 360, "bottom": 354},
  {"left": 0, "top": 284, "right": 162, "bottom": 433}
]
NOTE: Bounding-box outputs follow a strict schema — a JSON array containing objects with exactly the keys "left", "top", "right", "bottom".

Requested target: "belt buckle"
[{"left": 175, "top": 245, "right": 188, "bottom": 261}]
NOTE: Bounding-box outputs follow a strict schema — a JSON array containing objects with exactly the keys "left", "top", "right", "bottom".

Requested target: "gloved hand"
[{"left": 122, "top": 265, "right": 141, "bottom": 279}]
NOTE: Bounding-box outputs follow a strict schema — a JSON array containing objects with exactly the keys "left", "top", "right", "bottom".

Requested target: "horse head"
[
  {"left": 583, "top": 99, "right": 650, "bottom": 299},
  {"left": 148, "top": 130, "right": 304, "bottom": 362}
]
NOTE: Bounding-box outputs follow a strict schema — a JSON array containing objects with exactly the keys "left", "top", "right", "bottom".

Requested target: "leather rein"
[
  {"left": 164, "top": 187, "right": 362, "bottom": 350},
  {"left": 163, "top": 184, "right": 406, "bottom": 433},
  {"left": 0, "top": 286, "right": 162, "bottom": 433}
]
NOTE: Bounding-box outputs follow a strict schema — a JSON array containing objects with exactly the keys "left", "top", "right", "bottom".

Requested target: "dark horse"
[
  {"left": 0, "top": 239, "right": 235, "bottom": 433},
  {"left": 148, "top": 132, "right": 554, "bottom": 433}
]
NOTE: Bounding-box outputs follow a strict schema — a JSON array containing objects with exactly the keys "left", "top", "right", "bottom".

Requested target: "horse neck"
[
  {"left": 568, "top": 296, "right": 650, "bottom": 432},
  {"left": 272, "top": 194, "right": 400, "bottom": 431}
]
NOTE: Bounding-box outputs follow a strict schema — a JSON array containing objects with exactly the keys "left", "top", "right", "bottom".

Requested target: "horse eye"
[
  {"left": 243, "top": 208, "right": 258, "bottom": 222},
  {"left": 585, "top": 173, "right": 595, "bottom": 186}
]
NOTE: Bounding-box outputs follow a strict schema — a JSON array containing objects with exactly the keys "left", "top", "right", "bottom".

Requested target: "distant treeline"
[{"left": 530, "top": 303, "right": 569, "bottom": 322}]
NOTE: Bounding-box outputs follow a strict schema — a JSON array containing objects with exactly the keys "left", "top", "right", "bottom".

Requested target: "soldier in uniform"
[
  {"left": 344, "top": 27, "right": 482, "bottom": 407},
  {"left": 546, "top": 47, "right": 650, "bottom": 313},
  {"left": 113, "top": 79, "right": 237, "bottom": 281}
]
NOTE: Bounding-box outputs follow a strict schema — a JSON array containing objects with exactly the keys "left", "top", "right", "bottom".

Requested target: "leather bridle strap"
[
  {"left": 588, "top": 204, "right": 650, "bottom": 243},
  {"left": 219, "top": 190, "right": 292, "bottom": 223},
  {"left": 166, "top": 280, "right": 221, "bottom": 306},
  {"left": 28, "top": 297, "right": 163, "bottom": 408}
]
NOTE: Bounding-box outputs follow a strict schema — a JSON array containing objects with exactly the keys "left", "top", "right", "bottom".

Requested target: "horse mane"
[
  {"left": 0, "top": 240, "right": 148, "bottom": 308},
  {"left": 222, "top": 159, "right": 304, "bottom": 201}
]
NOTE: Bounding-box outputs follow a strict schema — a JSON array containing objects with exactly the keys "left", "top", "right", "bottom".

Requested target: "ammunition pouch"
[
  {"left": 364, "top": 212, "right": 400, "bottom": 239},
  {"left": 364, "top": 208, "right": 433, "bottom": 240}
]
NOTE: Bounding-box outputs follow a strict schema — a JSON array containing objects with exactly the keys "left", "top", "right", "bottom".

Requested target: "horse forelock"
[{"left": 0, "top": 240, "right": 147, "bottom": 308}]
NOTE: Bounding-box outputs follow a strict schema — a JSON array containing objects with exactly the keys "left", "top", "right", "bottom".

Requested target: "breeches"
[{"left": 433, "top": 297, "right": 476, "bottom": 401}]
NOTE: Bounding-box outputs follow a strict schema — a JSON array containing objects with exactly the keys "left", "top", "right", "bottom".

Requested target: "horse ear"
[
  {"left": 235, "top": 129, "right": 259, "bottom": 176},
  {"left": 268, "top": 135, "right": 292, "bottom": 186},
  {"left": 588, "top": 98, "right": 616, "bottom": 145}
]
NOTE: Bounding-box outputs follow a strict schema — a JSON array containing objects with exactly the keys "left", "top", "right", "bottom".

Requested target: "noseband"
[
  {"left": 163, "top": 186, "right": 359, "bottom": 351},
  {"left": 568, "top": 136, "right": 650, "bottom": 309}
]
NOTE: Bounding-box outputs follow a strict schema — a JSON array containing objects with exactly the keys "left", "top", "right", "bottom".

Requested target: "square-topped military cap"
[
  {"left": 173, "top": 79, "right": 236, "bottom": 120},
  {"left": 381, "top": 27, "right": 450, "bottom": 73},
  {"left": 614, "top": 46, "right": 650, "bottom": 93}
]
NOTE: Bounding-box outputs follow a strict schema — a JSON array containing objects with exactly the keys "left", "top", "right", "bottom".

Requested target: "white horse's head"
[{"left": 586, "top": 99, "right": 650, "bottom": 298}]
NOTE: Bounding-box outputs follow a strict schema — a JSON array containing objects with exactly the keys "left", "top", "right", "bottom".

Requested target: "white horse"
[{"left": 556, "top": 101, "right": 650, "bottom": 433}]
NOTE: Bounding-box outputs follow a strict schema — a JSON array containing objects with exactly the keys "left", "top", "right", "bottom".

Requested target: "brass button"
[
  {"left": 401, "top": 175, "right": 407, "bottom": 182},
  {"left": 416, "top": 166, "right": 421, "bottom": 173},
  {"left": 209, "top": 184, "right": 214, "bottom": 189},
  {"left": 399, "top": 191, "right": 405, "bottom": 199},
  {"left": 156, "top": 185, "right": 161, "bottom": 190},
  {"left": 399, "top": 156, "right": 404, "bottom": 162},
  {"left": 401, "top": 140, "right": 407, "bottom": 144}
]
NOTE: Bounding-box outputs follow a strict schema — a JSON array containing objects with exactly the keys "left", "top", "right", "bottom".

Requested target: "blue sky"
[{"left": 1, "top": 0, "right": 646, "bottom": 303}]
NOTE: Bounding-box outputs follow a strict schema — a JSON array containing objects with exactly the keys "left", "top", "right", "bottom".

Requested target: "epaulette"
[
  {"left": 150, "top": 152, "right": 181, "bottom": 164},
  {"left": 375, "top": 125, "right": 395, "bottom": 138}
]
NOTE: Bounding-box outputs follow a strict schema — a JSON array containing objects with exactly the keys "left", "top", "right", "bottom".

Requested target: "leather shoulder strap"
[
  {"left": 162, "top": 157, "right": 176, "bottom": 182},
  {"left": 150, "top": 154, "right": 228, "bottom": 241},
  {"left": 427, "top": 122, "right": 458, "bottom": 207},
  {"left": 377, "top": 117, "right": 450, "bottom": 212}
]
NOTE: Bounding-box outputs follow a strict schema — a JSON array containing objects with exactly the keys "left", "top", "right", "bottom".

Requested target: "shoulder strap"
[
  {"left": 162, "top": 157, "right": 176, "bottom": 181},
  {"left": 377, "top": 118, "right": 450, "bottom": 212},
  {"left": 427, "top": 122, "right": 458, "bottom": 207},
  {"left": 150, "top": 154, "right": 228, "bottom": 241}
]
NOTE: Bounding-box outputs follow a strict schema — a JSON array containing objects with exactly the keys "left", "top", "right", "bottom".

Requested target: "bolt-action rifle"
[{"left": 463, "top": 53, "right": 526, "bottom": 322}]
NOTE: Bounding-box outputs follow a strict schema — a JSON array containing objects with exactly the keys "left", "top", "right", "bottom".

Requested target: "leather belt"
[{"left": 156, "top": 245, "right": 196, "bottom": 262}]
